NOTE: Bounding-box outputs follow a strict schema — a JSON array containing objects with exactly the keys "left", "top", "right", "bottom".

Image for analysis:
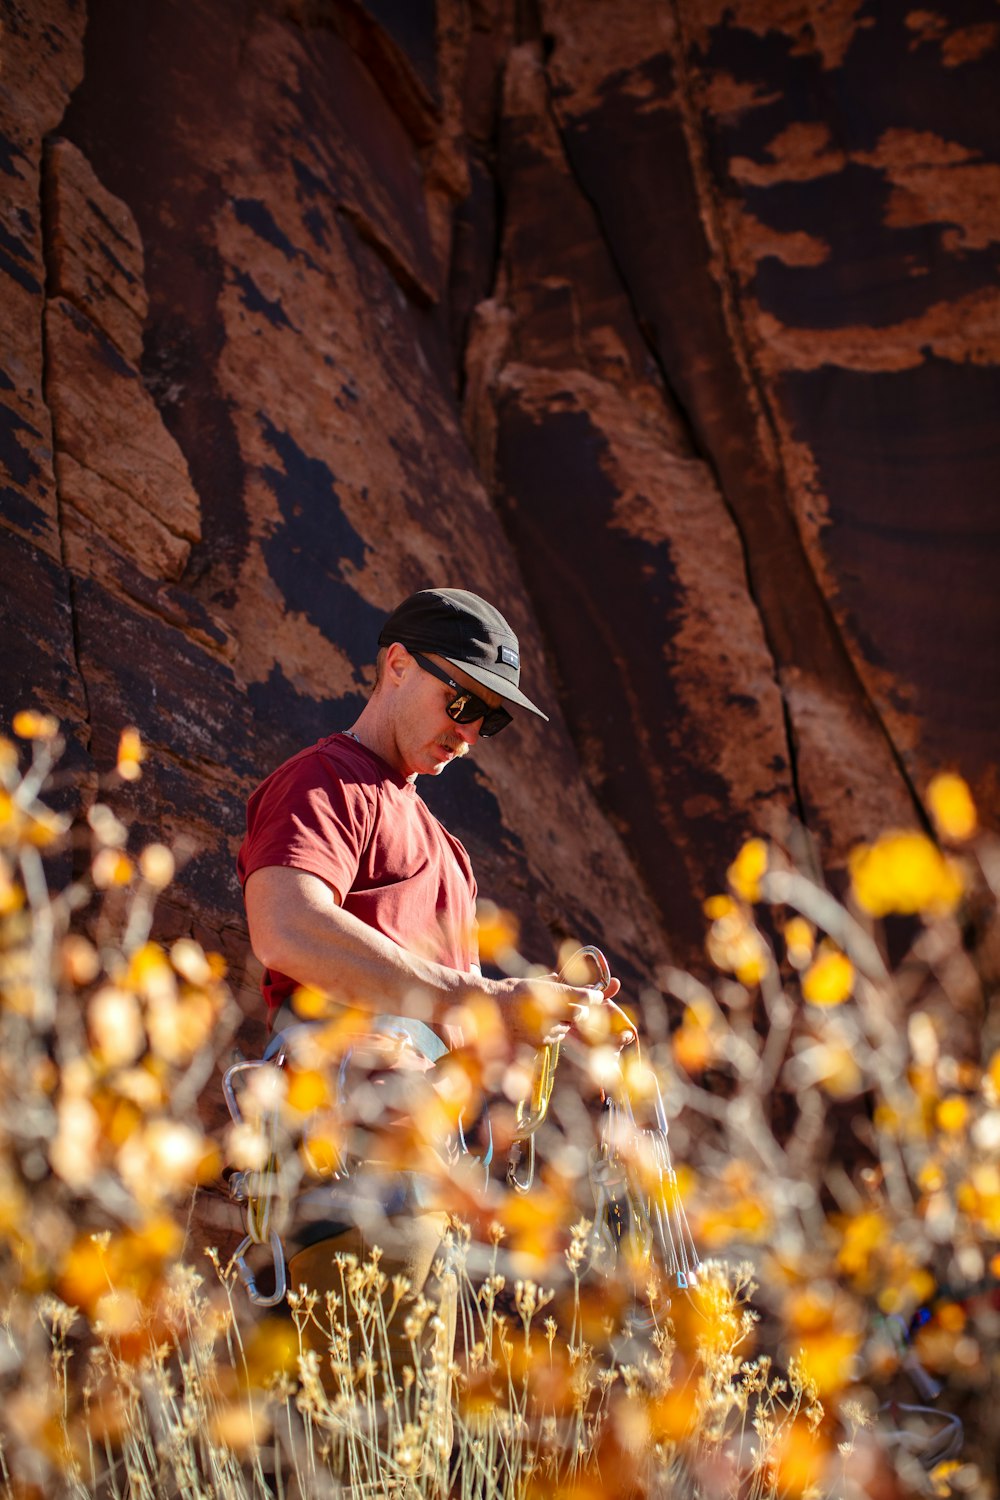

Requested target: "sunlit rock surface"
[{"left": 2, "top": 0, "right": 998, "bottom": 1043}]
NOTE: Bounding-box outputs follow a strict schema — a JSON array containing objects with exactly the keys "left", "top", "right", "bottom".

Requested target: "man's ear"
[{"left": 383, "top": 641, "right": 411, "bottom": 687}]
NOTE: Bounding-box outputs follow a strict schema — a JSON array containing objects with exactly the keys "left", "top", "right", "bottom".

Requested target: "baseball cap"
[{"left": 378, "top": 588, "right": 549, "bottom": 721}]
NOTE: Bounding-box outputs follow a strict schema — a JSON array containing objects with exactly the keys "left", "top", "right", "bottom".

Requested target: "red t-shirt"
[{"left": 237, "top": 733, "right": 478, "bottom": 1019}]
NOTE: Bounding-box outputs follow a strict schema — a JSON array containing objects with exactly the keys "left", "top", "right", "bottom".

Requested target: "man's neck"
[{"left": 345, "top": 709, "right": 415, "bottom": 781}]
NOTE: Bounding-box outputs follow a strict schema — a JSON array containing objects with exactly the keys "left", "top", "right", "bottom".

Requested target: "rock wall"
[{"left": 2, "top": 0, "right": 998, "bottom": 1036}]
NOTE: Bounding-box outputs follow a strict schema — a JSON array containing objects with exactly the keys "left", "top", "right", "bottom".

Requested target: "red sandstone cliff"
[{"left": 2, "top": 0, "right": 997, "bottom": 1032}]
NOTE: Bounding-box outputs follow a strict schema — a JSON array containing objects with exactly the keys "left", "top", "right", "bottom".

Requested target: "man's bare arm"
[
  {"left": 245, "top": 865, "right": 478, "bottom": 1014},
  {"left": 244, "top": 865, "right": 615, "bottom": 1042}
]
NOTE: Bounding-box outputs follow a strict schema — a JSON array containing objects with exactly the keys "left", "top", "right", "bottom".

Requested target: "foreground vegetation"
[{"left": 0, "top": 714, "right": 997, "bottom": 1498}]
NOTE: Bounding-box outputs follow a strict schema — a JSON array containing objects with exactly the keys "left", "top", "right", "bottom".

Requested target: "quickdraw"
[
  {"left": 589, "top": 1067, "right": 700, "bottom": 1290},
  {"left": 223, "top": 1056, "right": 289, "bottom": 1308},
  {"left": 506, "top": 945, "right": 700, "bottom": 1290}
]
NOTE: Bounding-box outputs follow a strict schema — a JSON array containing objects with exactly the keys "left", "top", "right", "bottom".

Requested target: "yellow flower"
[
  {"left": 727, "top": 838, "right": 768, "bottom": 903},
  {"left": 209, "top": 1398, "right": 272, "bottom": 1453},
  {"left": 89, "top": 987, "right": 145, "bottom": 1067},
  {"left": 0, "top": 737, "right": 17, "bottom": 777},
  {"left": 927, "top": 773, "right": 977, "bottom": 841},
  {"left": 936, "top": 1096, "right": 969, "bottom": 1134},
  {"left": 24, "top": 806, "right": 69, "bottom": 848},
  {"left": 931, "top": 1460, "right": 964, "bottom": 1497},
  {"left": 170, "top": 938, "right": 211, "bottom": 986},
  {"left": 477, "top": 900, "right": 519, "bottom": 966},
  {"left": 989, "top": 1050, "right": 1000, "bottom": 1099},
  {"left": 783, "top": 917, "right": 815, "bottom": 970},
  {"left": 0, "top": 863, "right": 23, "bottom": 915},
  {"left": 835, "top": 1208, "right": 886, "bottom": 1283},
  {"left": 706, "top": 905, "right": 770, "bottom": 987},
  {"left": 918, "top": 1162, "right": 945, "bottom": 1193},
  {"left": 116, "top": 726, "right": 145, "bottom": 781},
  {"left": 775, "top": 1417, "right": 829, "bottom": 1496},
  {"left": 92, "top": 849, "right": 134, "bottom": 889},
  {"left": 802, "top": 949, "right": 854, "bottom": 1007},
  {"left": 703, "top": 893, "right": 736, "bottom": 919},
  {"left": 285, "top": 1067, "right": 331, "bottom": 1114},
  {"left": 12, "top": 710, "right": 59, "bottom": 740},
  {"left": 127, "top": 942, "right": 175, "bottom": 1002},
  {"left": 672, "top": 1015, "right": 714, "bottom": 1073},
  {"left": 849, "top": 831, "right": 963, "bottom": 918},
  {"left": 785, "top": 1288, "right": 860, "bottom": 1396},
  {"left": 139, "top": 843, "right": 175, "bottom": 889},
  {"left": 61, "top": 935, "right": 101, "bottom": 985}
]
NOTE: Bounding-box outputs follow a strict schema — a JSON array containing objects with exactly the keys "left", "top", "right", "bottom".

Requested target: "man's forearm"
[
  {"left": 244, "top": 865, "right": 611, "bottom": 1043},
  {"left": 246, "top": 865, "right": 474, "bottom": 1019}
]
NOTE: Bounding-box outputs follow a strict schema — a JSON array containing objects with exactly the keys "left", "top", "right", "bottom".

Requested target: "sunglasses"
[{"left": 410, "top": 652, "right": 513, "bottom": 737}]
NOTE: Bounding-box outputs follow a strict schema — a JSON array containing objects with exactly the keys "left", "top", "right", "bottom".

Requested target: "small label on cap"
[{"left": 499, "top": 645, "right": 519, "bottom": 669}]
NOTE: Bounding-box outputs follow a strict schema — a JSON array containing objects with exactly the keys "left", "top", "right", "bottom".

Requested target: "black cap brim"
[{"left": 440, "top": 655, "right": 549, "bottom": 721}]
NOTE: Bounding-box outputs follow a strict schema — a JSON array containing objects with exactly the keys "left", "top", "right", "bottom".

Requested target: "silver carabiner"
[
  {"left": 561, "top": 945, "right": 612, "bottom": 993},
  {"left": 231, "top": 1229, "right": 287, "bottom": 1309}
]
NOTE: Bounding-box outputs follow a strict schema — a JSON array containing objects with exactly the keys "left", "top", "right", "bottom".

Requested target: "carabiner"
[{"left": 231, "top": 1229, "right": 287, "bottom": 1309}]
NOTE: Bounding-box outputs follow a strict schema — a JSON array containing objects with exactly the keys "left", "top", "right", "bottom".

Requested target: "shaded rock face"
[{"left": 2, "top": 0, "right": 998, "bottom": 1034}]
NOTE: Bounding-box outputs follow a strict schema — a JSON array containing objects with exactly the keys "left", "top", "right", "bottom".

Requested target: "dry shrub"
[{"left": 0, "top": 716, "right": 997, "bottom": 1498}]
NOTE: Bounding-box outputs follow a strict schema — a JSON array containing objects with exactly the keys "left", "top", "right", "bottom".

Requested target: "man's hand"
[{"left": 490, "top": 972, "right": 621, "bottom": 1049}]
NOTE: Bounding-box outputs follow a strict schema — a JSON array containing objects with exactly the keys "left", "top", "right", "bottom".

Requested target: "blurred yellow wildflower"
[
  {"left": 127, "top": 942, "right": 175, "bottom": 1002},
  {"left": 285, "top": 1066, "right": 331, "bottom": 1114},
  {"left": 118, "top": 1120, "right": 218, "bottom": 1201},
  {"left": 92, "top": 849, "right": 134, "bottom": 889},
  {"left": 672, "top": 1003, "right": 717, "bottom": 1073},
  {"left": 849, "top": 831, "right": 963, "bottom": 918},
  {"left": 243, "top": 1317, "right": 299, "bottom": 1386},
  {"left": 988, "top": 1050, "right": 1000, "bottom": 1099},
  {"left": 60, "top": 934, "right": 100, "bottom": 986},
  {"left": 209, "top": 1397, "right": 272, "bottom": 1453},
  {"left": 835, "top": 1208, "right": 886, "bottom": 1285},
  {"left": 12, "top": 710, "right": 59, "bottom": 741},
  {"left": 785, "top": 1288, "right": 860, "bottom": 1396},
  {"left": 89, "top": 986, "right": 144, "bottom": 1067},
  {"left": 477, "top": 900, "right": 519, "bottom": 966},
  {"left": 927, "top": 772, "right": 977, "bottom": 842},
  {"left": 300, "top": 1121, "right": 344, "bottom": 1177},
  {"left": 170, "top": 937, "right": 212, "bottom": 986},
  {"left": 0, "top": 736, "right": 17, "bottom": 776},
  {"left": 116, "top": 726, "right": 145, "bottom": 781},
  {"left": 289, "top": 983, "right": 331, "bottom": 1019},
  {"left": 727, "top": 837, "right": 768, "bottom": 903},
  {"left": 706, "top": 904, "right": 770, "bottom": 987},
  {"left": 930, "top": 1460, "right": 965, "bottom": 1497},
  {"left": 775, "top": 1416, "right": 829, "bottom": 1496},
  {"left": 0, "top": 862, "right": 23, "bottom": 915},
  {"left": 139, "top": 842, "right": 175, "bottom": 888},
  {"left": 783, "top": 916, "right": 815, "bottom": 970},
  {"left": 801, "top": 948, "right": 854, "bottom": 1007},
  {"left": 648, "top": 1383, "right": 698, "bottom": 1442},
  {"left": 936, "top": 1095, "right": 969, "bottom": 1134},
  {"left": 50, "top": 1096, "right": 101, "bottom": 1189}
]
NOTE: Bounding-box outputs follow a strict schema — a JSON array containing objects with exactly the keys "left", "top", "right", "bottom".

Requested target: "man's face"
[{"left": 388, "top": 647, "right": 506, "bottom": 778}]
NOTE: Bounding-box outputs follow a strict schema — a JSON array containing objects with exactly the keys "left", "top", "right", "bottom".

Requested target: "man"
[
  {"left": 237, "top": 588, "right": 616, "bottom": 1418},
  {"left": 239, "top": 586, "right": 615, "bottom": 1053}
]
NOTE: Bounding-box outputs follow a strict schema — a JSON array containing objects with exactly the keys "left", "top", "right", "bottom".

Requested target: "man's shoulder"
[
  {"left": 252, "top": 735, "right": 361, "bottom": 797},
  {"left": 269, "top": 732, "right": 367, "bottom": 780}
]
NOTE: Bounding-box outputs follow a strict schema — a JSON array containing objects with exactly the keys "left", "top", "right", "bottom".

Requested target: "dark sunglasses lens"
[
  {"left": 481, "top": 707, "right": 512, "bottom": 737},
  {"left": 448, "top": 693, "right": 490, "bottom": 725},
  {"left": 447, "top": 694, "right": 512, "bottom": 736}
]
